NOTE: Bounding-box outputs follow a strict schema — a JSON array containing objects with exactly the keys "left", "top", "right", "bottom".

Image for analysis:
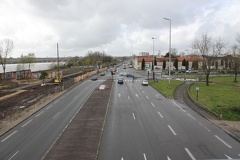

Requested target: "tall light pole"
[
  {"left": 152, "top": 37, "right": 157, "bottom": 80},
  {"left": 163, "top": 17, "right": 171, "bottom": 88}
]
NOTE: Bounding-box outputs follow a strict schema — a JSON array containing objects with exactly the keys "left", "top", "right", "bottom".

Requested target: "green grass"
[
  {"left": 149, "top": 79, "right": 184, "bottom": 98},
  {"left": 190, "top": 81, "right": 240, "bottom": 120},
  {"left": 208, "top": 76, "right": 240, "bottom": 86},
  {"left": 149, "top": 76, "right": 240, "bottom": 121}
]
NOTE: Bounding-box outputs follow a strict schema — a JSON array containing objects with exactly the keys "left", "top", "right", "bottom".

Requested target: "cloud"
[{"left": 0, "top": 0, "right": 239, "bottom": 58}]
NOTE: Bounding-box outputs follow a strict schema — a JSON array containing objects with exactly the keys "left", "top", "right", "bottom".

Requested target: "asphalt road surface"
[
  {"left": 0, "top": 77, "right": 105, "bottom": 160},
  {"left": 98, "top": 67, "right": 240, "bottom": 160}
]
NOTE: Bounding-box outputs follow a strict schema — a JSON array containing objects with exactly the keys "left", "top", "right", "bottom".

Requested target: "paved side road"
[
  {"left": 174, "top": 81, "right": 240, "bottom": 143},
  {"left": 43, "top": 80, "right": 113, "bottom": 160}
]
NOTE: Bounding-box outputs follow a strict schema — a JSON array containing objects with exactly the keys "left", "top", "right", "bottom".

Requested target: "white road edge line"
[
  {"left": 168, "top": 125, "right": 177, "bottom": 135},
  {"left": 132, "top": 113, "right": 136, "bottom": 120},
  {"left": 187, "top": 113, "right": 196, "bottom": 120},
  {"left": 8, "top": 151, "right": 19, "bottom": 160},
  {"left": 53, "top": 112, "right": 61, "bottom": 119},
  {"left": 21, "top": 119, "right": 33, "bottom": 127},
  {"left": 143, "top": 153, "right": 147, "bottom": 160},
  {"left": 199, "top": 123, "right": 211, "bottom": 132},
  {"left": 158, "top": 112, "right": 163, "bottom": 118},
  {"left": 215, "top": 135, "right": 232, "bottom": 148},
  {"left": 185, "top": 148, "right": 196, "bottom": 160},
  {"left": 35, "top": 111, "right": 44, "bottom": 117},
  {"left": 171, "top": 100, "right": 186, "bottom": 112},
  {"left": 1, "top": 130, "right": 18, "bottom": 142}
]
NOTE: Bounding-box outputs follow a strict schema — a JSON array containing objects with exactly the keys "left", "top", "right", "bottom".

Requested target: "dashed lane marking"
[
  {"left": 215, "top": 135, "right": 232, "bottom": 148},
  {"left": 185, "top": 148, "right": 196, "bottom": 160},
  {"left": 168, "top": 125, "right": 177, "bottom": 136},
  {"left": 1, "top": 130, "right": 18, "bottom": 142},
  {"left": 21, "top": 119, "right": 33, "bottom": 127},
  {"left": 8, "top": 151, "right": 19, "bottom": 160}
]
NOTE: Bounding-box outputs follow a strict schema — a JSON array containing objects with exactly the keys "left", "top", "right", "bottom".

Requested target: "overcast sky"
[{"left": 1, "top": 0, "right": 239, "bottom": 58}]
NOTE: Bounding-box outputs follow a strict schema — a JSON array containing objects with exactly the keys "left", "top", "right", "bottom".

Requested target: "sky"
[{"left": 0, "top": 0, "right": 240, "bottom": 58}]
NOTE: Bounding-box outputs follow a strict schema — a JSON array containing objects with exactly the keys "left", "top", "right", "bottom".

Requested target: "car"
[
  {"left": 142, "top": 80, "right": 149, "bottom": 86},
  {"left": 97, "top": 84, "right": 108, "bottom": 90},
  {"left": 91, "top": 76, "right": 98, "bottom": 81},
  {"left": 120, "top": 72, "right": 127, "bottom": 76},
  {"left": 100, "top": 72, "right": 105, "bottom": 76},
  {"left": 126, "top": 73, "right": 134, "bottom": 77},
  {"left": 117, "top": 78, "right": 124, "bottom": 84}
]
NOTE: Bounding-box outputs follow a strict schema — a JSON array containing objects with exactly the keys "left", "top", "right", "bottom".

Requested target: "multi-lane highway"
[
  {"left": 0, "top": 78, "right": 104, "bottom": 160},
  {"left": 98, "top": 67, "right": 240, "bottom": 160},
  {"left": 1, "top": 65, "right": 240, "bottom": 160}
]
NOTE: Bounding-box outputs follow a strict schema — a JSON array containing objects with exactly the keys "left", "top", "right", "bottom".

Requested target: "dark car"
[
  {"left": 117, "top": 78, "right": 124, "bottom": 84},
  {"left": 126, "top": 73, "right": 134, "bottom": 77},
  {"left": 91, "top": 76, "right": 98, "bottom": 81},
  {"left": 100, "top": 72, "right": 106, "bottom": 76}
]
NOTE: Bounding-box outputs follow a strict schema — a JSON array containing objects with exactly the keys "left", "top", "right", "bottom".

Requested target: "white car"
[
  {"left": 142, "top": 80, "right": 149, "bottom": 86},
  {"left": 120, "top": 72, "right": 127, "bottom": 76}
]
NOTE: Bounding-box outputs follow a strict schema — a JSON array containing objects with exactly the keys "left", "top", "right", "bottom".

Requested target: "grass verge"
[
  {"left": 149, "top": 79, "right": 184, "bottom": 98},
  {"left": 189, "top": 76, "right": 240, "bottom": 120}
]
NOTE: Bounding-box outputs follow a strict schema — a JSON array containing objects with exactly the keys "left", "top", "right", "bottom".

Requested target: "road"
[
  {"left": 98, "top": 67, "right": 240, "bottom": 160},
  {"left": 0, "top": 77, "right": 104, "bottom": 160}
]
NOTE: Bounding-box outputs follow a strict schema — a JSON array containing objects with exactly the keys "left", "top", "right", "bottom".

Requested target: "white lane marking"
[
  {"left": 199, "top": 123, "right": 211, "bottom": 132},
  {"left": 185, "top": 148, "right": 196, "bottom": 160},
  {"left": 21, "top": 119, "right": 33, "bottom": 127},
  {"left": 125, "top": 87, "right": 127, "bottom": 90},
  {"left": 158, "top": 112, "right": 163, "bottom": 118},
  {"left": 156, "top": 94, "right": 159, "bottom": 97},
  {"left": 35, "top": 111, "right": 44, "bottom": 117},
  {"left": 139, "top": 87, "right": 142, "bottom": 89},
  {"left": 121, "top": 157, "right": 124, "bottom": 160},
  {"left": 168, "top": 125, "right": 177, "bottom": 135},
  {"left": 215, "top": 135, "right": 232, "bottom": 148},
  {"left": 238, "top": 154, "right": 240, "bottom": 156},
  {"left": 118, "top": 94, "right": 121, "bottom": 97},
  {"left": 187, "top": 113, "right": 196, "bottom": 120},
  {"left": 132, "top": 113, "right": 136, "bottom": 120},
  {"left": 1, "top": 131, "right": 18, "bottom": 142},
  {"left": 46, "top": 104, "right": 53, "bottom": 110},
  {"left": 8, "top": 151, "right": 19, "bottom": 160},
  {"left": 142, "top": 91, "right": 145, "bottom": 94},
  {"left": 151, "top": 102, "right": 155, "bottom": 107},
  {"left": 54, "top": 100, "right": 59, "bottom": 104},
  {"left": 136, "top": 94, "right": 138, "bottom": 98},
  {"left": 171, "top": 100, "right": 186, "bottom": 112},
  {"left": 143, "top": 153, "right": 147, "bottom": 160},
  {"left": 146, "top": 96, "right": 149, "bottom": 99},
  {"left": 224, "top": 154, "right": 232, "bottom": 159},
  {"left": 167, "top": 156, "right": 171, "bottom": 160},
  {"left": 53, "top": 112, "right": 61, "bottom": 119},
  {"left": 128, "top": 96, "right": 130, "bottom": 100}
]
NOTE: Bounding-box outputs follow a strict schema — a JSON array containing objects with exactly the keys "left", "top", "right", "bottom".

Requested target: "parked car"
[
  {"left": 91, "top": 76, "right": 98, "bottom": 81},
  {"left": 142, "top": 80, "right": 149, "bottom": 86},
  {"left": 117, "top": 78, "right": 124, "bottom": 84}
]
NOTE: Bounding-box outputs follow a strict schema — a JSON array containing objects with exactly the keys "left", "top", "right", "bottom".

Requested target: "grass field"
[
  {"left": 190, "top": 76, "right": 240, "bottom": 120},
  {"left": 149, "top": 79, "right": 184, "bottom": 98}
]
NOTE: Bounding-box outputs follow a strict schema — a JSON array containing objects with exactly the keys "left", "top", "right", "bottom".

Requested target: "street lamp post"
[
  {"left": 163, "top": 17, "right": 171, "bottom": 88},
  {"left": 152, "top": 37, "right": 157, "bottom": 80}
]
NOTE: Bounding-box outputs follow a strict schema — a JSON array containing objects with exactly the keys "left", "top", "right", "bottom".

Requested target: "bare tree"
[
  {"left": 0, "top": 39, "right": 14, "bottom": 81},
  {"left": 19, "top": 53, "right": 36, "bottom": 80},
  {"left": 192, "top": 33, "right": 227, "bottom": 86},
  {"left": 232, "top": 33, "right": 240, "bottom": 82}
]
